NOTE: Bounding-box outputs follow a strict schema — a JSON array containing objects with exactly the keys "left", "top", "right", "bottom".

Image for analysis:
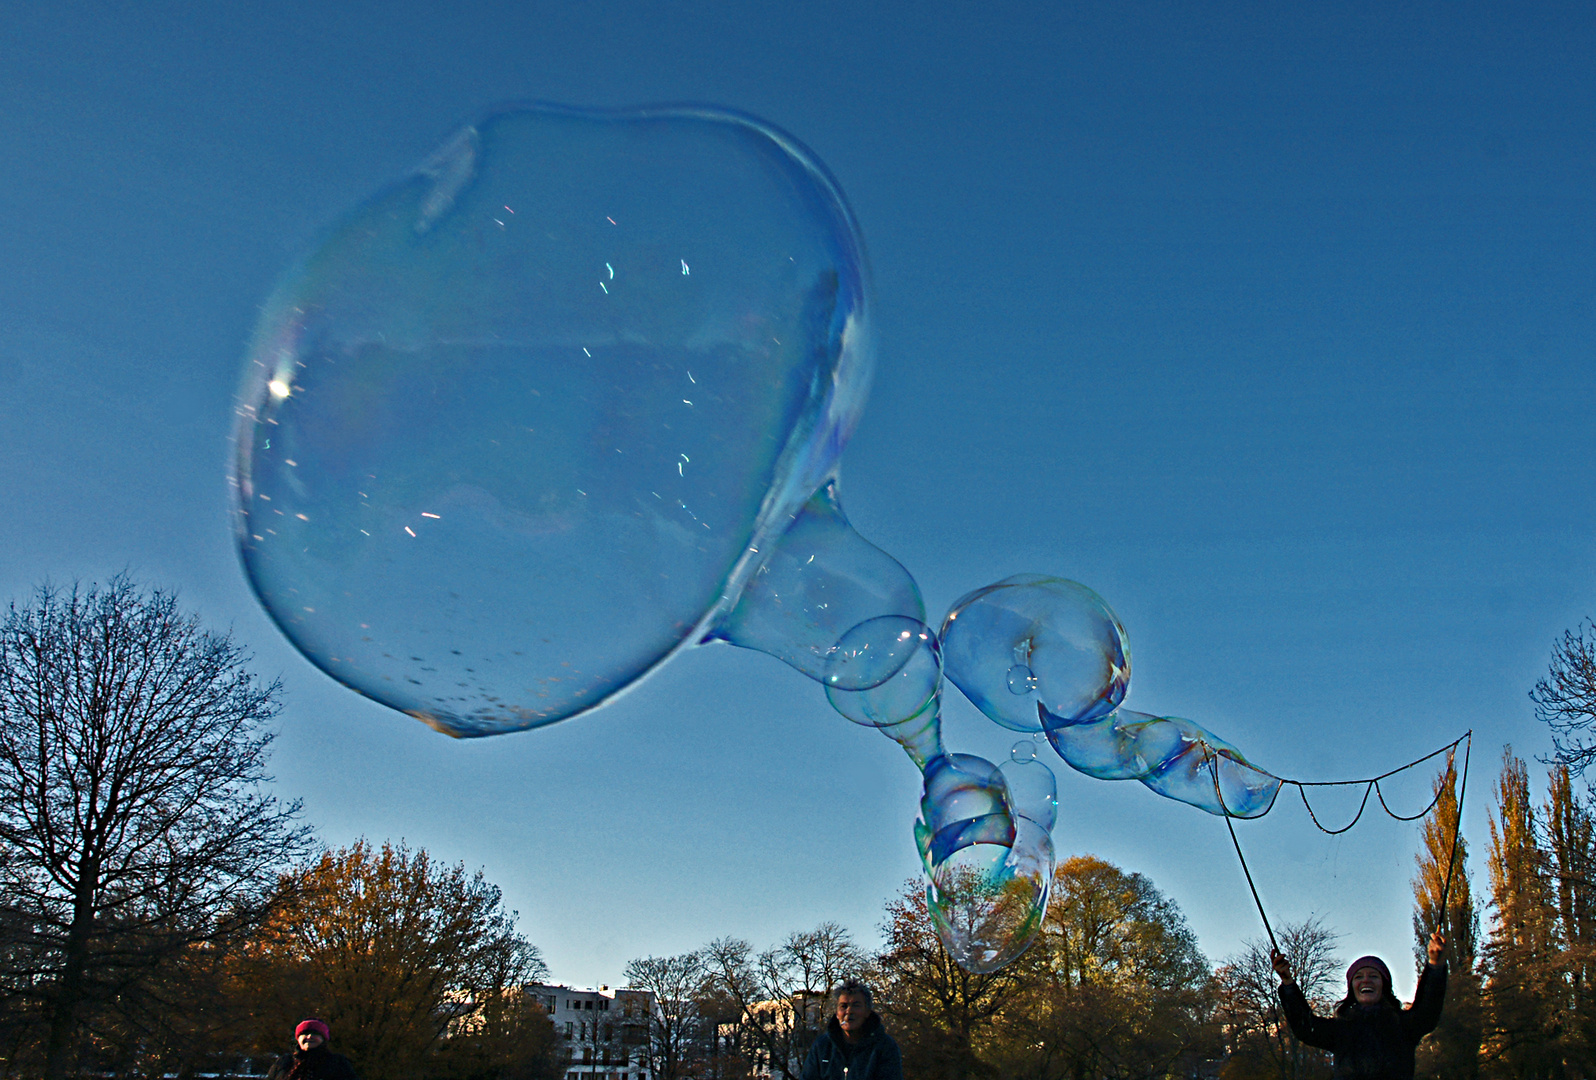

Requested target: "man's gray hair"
[{"left": 833, "top": 979, "right": 873, "bottom": 1009}]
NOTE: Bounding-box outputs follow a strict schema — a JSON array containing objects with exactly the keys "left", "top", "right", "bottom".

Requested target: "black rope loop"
[
  {"left": 1293, "top": 780, "right": 1373, "bottom": 835},
  {"left": 1207, "top": 730, "right": 1472, "bottom": 958}
]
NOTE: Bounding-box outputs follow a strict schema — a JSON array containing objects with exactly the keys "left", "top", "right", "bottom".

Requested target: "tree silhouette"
[{"left": 0, "top": 576, "right": 309, "bottom": 1080}]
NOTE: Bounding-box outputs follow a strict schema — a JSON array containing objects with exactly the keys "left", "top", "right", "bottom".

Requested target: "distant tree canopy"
[
  {"left": 0, "top": 577, "right": 310, "bottom": 1080},
  {"left": 628, "top": 855, "right": 1217, "bottom": 1080},
  {"left": 231, "top": 840, "right": 552, "bottom": 1080}
]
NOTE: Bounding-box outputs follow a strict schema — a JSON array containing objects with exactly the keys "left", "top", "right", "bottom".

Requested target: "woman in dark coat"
[
  {"left": 265, "top": 1019, "right": 359, "bottom": 1080},
  {"left": 1272, "top": 931, "right": 1447, "bottom": 1080}
]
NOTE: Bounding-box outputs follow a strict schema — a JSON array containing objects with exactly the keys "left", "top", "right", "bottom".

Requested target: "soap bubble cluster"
[{"left": 234, "top": 103, "right": 1280, "bottom": 974}]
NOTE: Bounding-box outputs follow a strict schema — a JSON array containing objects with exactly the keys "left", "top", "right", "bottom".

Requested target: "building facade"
[{"left": 529, "top": 983, "right": 656, "bottom": 1080}]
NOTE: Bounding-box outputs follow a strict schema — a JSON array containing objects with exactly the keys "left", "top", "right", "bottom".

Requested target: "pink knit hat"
[{"left": 295, "top": 1019, "right": 330, "bottom": 1042}]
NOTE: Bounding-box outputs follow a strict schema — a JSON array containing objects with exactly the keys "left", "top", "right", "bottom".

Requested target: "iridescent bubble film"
[
  {"left": 941, "top": 575, "right": 1130, "bottom": 732},
  {"left": 823, "top": 617, "right": 941, "bottom": 725},
  {"left": 236, "top": 102, "right": 1307, "bottom": 977},
  {"left": 1041, "top": 707, "right": 1279, "bottom": 817},
  {"left": 234, "top": 105, "right": 870, "bottom": 736}
]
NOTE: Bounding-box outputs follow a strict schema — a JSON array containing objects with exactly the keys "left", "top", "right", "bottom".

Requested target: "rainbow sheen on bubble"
[
  {"left": 941, "top": 575, "right": 1130, "bottom": 732},
  {"left": 824, "top": 617, "right": 942, "bottom": 725},
  {"left": 234, "top": 101, "right": 1292, "bottom": 977},
  {"left": 233, "top": 105, "right": 870, "bottom": 736}
]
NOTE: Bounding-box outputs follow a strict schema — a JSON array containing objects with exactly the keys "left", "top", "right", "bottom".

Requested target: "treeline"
[
  {"left": 624, "top": 855, "right": 1223, "bottom": 1080},
  {"left": 2, "top": 840, "right": 560, "bottom": 1080},
  {"left": 0, "top": 580, "right": 561, "bottom": 1080},
  {"left": 1409, "top": 749, "right": 1596, "bottom": 1080},
  {"left": 13, "top": 583, "right": 1596, "bottom": 1080}
]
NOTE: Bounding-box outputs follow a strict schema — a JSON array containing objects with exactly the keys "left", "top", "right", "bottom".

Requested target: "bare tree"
[
  {"left": 703, "top": 922, "right": 866, "bottom": 1080},
  {"left": 622, "top": 950, "right": 707, "bottom": 1080},
  {"left": 1531, "top": 621, "right": 1596, "bottom": 775},
  {"left": 0, "top": 577, "right": 310, "bottom": 1080},
  {"left": 1215, "top": 918, "right": 1340, "bottom": 1080}
]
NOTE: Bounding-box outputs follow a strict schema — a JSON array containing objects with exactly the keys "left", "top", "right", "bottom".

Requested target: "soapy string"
[{"left": 1207, "top": 730, "right": 1472, "bottom": 956}]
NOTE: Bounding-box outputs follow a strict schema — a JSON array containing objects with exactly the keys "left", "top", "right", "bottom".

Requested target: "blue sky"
[{"left": 2, "top": 0, "right": 1593, "bottom": 992}]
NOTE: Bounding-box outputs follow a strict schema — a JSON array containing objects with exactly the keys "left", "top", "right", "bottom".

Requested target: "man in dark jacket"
[
  {"left": 800, "top": 980, "right": 903, "bottom": 1080},
  {"left": 265, "top": 1018, "right": 359, "bottom": 1080}
]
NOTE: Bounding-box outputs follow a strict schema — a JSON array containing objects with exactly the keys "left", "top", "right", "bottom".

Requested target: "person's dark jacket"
[
  {"left": 1279, "top": 964, "right": 1447, "bottom": 1080},
  {"left": 800, "top": 1012, "right": 903, "bottom": 1080},
  {"left": 265, "top": 1045, "right": 359, "bottom": 1080}
]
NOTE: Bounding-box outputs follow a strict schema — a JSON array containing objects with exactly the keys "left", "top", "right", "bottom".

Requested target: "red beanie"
[{"left": 296, "top": 1019, "right": 330, "bottom": 1042}]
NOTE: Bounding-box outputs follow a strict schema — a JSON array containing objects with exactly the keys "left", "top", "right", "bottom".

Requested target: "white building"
[{"left": 529, "top": 982, "right": 656, "bottom": 1080}]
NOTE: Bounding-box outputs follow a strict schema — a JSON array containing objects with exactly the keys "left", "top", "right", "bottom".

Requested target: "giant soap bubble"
[
  {"left": 235, "top": 102, "right": 1288, "bottom": 976},
  {"left": 234, "top": 105, "right": 869, "bottom": 736}
]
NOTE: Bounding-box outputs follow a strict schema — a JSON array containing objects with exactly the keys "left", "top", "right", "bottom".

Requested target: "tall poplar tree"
[
  {"left": 1543, "top": 766, "right": 1596, "bottom": 1075},
  {"left": 1480, "top": 749, "right": 1557, "bottom": 1080},
  {"left": 1412, "top": 759, "right": 1480, "bottom": 1080}
]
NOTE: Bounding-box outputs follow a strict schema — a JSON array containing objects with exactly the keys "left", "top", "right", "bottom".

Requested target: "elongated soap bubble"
[
  {"left": 708, "top": 480, "right": 922, "bottom": 679},
  {"left": 1043, "top": 708, "right": 1279, "bottom": 817},
  {"left": 233, "top": 105, "right": 869, "bottom": 736},
  {"left": 927, "top": 818, "right": 1054, "bottom": 974},
  {"left": 941, "top": 575, "right": 1129, "bottom": 732}
]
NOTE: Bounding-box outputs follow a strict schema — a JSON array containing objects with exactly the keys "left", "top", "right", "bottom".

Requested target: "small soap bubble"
[
  {"left": 941, "top": 575, "right": 1129, "bottom": 732},
  {"left": 824, "top": 615, "right": 934, "bottom": 692},
  {"left": 824, "top": 617, "right": 941, "bottom": 727},
  {"left": 1006, "top": 664, "right": 1038, "bottom": 695},
  {"left": 233, "top": 105, "right": 871, "bottom": 736},
  {"left": 1000, "top": 755, "right": 1058, "bottom": 831},
  {"left": 1010, "top": 739, "right": 1038, "bottom": 764}
]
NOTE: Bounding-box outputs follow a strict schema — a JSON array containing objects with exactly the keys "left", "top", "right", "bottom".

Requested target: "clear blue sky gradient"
[{"left": 2, "top": 0, "right": 1593, "bottom": 993}]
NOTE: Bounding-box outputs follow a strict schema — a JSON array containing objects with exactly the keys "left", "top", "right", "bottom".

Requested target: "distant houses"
[{"left": 529, "top": 983, "right": 656, "bottom": 1080}]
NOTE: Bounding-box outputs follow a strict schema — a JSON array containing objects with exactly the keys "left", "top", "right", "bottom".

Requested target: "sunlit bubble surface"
[
  {"left": 824, "top": 616, "right": 941, "bottom": 725},
  {"left": 233, "top": 105, "right": 870, "bottom": 735},
  {"left": 941, "top": 575, "right": 1130, "bottom": 732},
  {"left": 1045, "top": 709, "right": 1281, "bottom": 818},
  {"left": 927, "top": 818, "right": 1053, "bottom": 974}
]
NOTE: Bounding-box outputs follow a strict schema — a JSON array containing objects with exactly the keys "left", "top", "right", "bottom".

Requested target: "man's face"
[
  {"left": 836, "top": 992, "right": 869, "bottom": 1038},
  {"left": 297, "top": 1032, "right": 325, "bottom": 1052}
]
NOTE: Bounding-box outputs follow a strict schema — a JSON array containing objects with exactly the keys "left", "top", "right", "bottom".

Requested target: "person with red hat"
[
  {"left": 265, "top": 1018, "right": 358, "bottom": 1080},
  {"left": 1270, "top": 930, "right": 1447, "bottom": 1080}
]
